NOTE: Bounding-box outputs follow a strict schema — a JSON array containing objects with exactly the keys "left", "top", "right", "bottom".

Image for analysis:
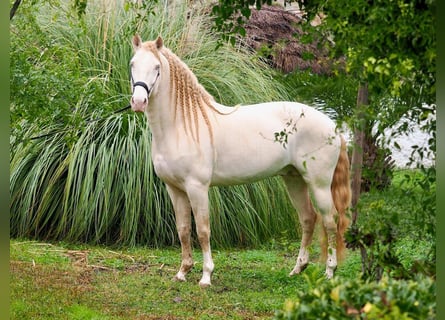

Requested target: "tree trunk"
[{"left": 351, "top": 82, "right": 368, "bottom": 225}]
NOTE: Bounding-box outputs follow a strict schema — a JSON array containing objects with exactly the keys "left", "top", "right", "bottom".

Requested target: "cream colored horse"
[{"left": 130, "top": 35, "right": 351, "bottom": 287}]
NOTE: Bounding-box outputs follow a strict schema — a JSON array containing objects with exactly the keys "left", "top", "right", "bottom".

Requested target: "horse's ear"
[
  {"left": 155, "top": 36, "right": 163, "bottom": 49},
  {"left": 132, "top": 34, "right": 142, "bottom": 51}
]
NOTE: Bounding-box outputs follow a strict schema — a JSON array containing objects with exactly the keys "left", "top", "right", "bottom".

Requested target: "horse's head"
[{"left": 130, "top": 35, "right": 163, "bottom": 112}]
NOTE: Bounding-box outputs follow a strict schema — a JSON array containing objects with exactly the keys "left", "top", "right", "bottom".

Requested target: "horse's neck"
[
  {"left": 146, "top": 97, "right": 176, "bottom": 144},
  {"left": 147, "top": 58, "right": 224, "bottom": 155},
  {"left": 147, "top": 87, "right": 212, "bottom": 155},
  {"left": 145, "top": 74, "right": 175, "bottom": 143}
]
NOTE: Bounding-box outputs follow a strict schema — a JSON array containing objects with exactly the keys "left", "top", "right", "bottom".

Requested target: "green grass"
[{"left": 10, "top": 239, "right": 362, "bottom": 320}]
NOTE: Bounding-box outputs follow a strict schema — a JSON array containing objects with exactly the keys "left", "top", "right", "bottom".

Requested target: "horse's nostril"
[{"left": 144, "top": 97, "right": 147, "bottom": 104}]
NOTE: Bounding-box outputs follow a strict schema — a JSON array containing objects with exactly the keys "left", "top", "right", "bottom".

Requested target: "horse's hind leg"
[
  {"left": 310, "top": 185, "right": 338, "bottom": 279},
  {"left": 282, "top": 175, "right": 317, "bottom": 276},
  {"left": 166, "top": 184, "right": 194, "bottom": 282}
]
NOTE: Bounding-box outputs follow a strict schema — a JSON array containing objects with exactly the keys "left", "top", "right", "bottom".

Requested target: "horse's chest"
[
  {"left": 151, "top": 153, "right": 192, "bottom": 186},
  {"left": 152, "top": 154, "right": 176, "bottom": 181},
  {"left": 151, "top": 150, "right": 213, "bottom": 188}
]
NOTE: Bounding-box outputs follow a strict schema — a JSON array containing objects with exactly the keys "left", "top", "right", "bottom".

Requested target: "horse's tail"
[{"left": 322, "top": 136, "right": 351, "bottom": 262}]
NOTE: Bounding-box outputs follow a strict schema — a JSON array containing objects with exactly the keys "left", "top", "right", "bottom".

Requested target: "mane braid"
[
  {"left": 158, "top": 46, "right": 225, "bottom": 144},
  {"left": 168, "top": 55, "right": 178, "bottom": 123},
  {"left": 190, "top": 76, "right": 200, "bottom": 142},
  {"left": 180, "top": 69, "right": 191, "bottom": 137}
]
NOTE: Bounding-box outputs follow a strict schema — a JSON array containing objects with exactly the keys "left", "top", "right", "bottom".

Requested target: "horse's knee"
[
  {"left": 181, "top": 256, "right": 194, "bottom": 271},
  {"left": 177, "top": 225, "right": 191, "bottom": 243},
  {"left": 301, "top": 214, "right": 316, "bottom": 230},
  {"left": 197, "top": 226, "right": 210, "bottom": 244}
]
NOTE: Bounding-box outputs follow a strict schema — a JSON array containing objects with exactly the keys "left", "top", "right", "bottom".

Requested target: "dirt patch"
[
  {"left": 64, "top": 249, "right": 115, "bottom": 272},
  {"left": 10, "top": 260, "right": 94, "bottom": 295}
]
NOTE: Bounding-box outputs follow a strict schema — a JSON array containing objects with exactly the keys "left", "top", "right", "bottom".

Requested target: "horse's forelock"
[{"left": 141, "top": 41, "right": 162, "bottom": 61}]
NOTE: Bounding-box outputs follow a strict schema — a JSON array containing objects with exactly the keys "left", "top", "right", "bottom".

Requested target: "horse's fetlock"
[{"left": 204, "top": 261, "right": 214, "bottom": 274}]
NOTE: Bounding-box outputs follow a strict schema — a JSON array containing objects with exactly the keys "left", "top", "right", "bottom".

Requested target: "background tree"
[
  {"left": 296, "top": 0, "right": 435, "bottom": 220},
  {"left": 298, "top": 0, "right": 436, "bottom": 279}
]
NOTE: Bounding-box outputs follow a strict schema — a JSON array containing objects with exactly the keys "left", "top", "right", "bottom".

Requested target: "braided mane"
[{"left": 145, "top": 42, "right": 225, "bottom": 143}]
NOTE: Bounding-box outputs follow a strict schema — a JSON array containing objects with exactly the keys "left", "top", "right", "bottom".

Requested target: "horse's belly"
[
  {"left": 211, "top": 169, "right": 280, "bottom": 186},
  {"left": 211, "top": 148, "right": 290, "bottom": 186}
]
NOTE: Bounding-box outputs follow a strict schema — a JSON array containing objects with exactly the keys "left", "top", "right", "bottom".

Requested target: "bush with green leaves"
[
  {"left": 343, "top": 169, "right": 435, "bottom": 281},
  {"left": 274, "top": 274, "right": 435, "bottom": 320},
  {"left": 10, "top": 1, "right": 298, "bottom": 247}
]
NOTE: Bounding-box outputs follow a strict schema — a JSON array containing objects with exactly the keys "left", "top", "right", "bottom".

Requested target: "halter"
[
  {"left": 133, "top": 81, "right": 150, "bottom": 94},
  {"left": 131, "top": 70, "right": 161, "bottom": 98}
]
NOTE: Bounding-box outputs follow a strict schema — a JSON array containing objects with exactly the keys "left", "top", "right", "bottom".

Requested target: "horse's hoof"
[
  {"left": 199, "top": 280, "right": 211, "bottom": 288},
  {"left": 289, "top": 264, "right": 308, "bottom": 276},
  {"left": 173, "top": 272, "right": 187, "bottom": 282},
  {"left": 325, "top": 268, "right": 335, "bottom": 279}
]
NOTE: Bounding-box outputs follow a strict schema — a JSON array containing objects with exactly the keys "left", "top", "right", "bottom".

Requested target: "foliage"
[
  {"left": 346, "top": 219, "right": 411, "bottom": 281},
  {"left": 281, "top": 0, "right": 435, "bottom": 107},
  {"left": 274, "top": 273, "right": 435, "bottom": 319},
  {"left": 291, "top": 0, "right": 436, "bottom": 190},
  {"left": 345, "top": 170, "right": 435, "bottom": 281},
  {"left": 10, "top": 0, "right": 89, "bottom": 20},
  {"left": 212, "top": 0, "right": 435, "bottom": 102},
  {"left": 10, "top": 0, "right": 298, "bottom": 248}
]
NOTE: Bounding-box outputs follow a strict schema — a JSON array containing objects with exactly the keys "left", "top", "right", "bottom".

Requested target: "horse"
[{"left": 129, "top": 35, "right": 351, "bottom": 288}]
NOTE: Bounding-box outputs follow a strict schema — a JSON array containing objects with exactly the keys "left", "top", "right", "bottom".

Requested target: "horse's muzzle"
[
  {"left": 131, "top": 81, "right": 150, "bottom": 112},
  {"left": 131, "top": 95, "right": 147, "bottom": 112}
]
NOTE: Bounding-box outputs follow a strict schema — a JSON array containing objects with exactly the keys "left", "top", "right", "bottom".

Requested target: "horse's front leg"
[
  {"left": 185, "top": 181, "right": 214, "bottom": 288},
  {"left": 166, "top": 184, "right": 194, "bottom": 282}
]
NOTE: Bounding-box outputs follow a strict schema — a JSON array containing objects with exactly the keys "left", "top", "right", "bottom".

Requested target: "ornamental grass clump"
[{"left": 10, "top": 0, "right": 297, "bottom": 247}]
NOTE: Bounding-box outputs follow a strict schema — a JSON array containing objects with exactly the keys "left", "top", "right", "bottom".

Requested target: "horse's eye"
[{"left": 155, "top": 64, "right": 160, "bottom": 71}]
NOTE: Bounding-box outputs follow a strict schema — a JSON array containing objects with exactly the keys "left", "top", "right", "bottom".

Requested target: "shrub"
[
  {"left": 274, "top": 275, "right": 435, "bottom": 319},
  {"left": 345, "top": 170, "right": 435, "bottom": 281}
]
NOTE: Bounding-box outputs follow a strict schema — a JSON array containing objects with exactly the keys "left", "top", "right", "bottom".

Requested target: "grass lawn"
[
  {"left": 10, "top": 170, "right": 433, "bottom": 319},
  {"left": 10, "top": 239, "right": 361, "bottom": 319}
]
